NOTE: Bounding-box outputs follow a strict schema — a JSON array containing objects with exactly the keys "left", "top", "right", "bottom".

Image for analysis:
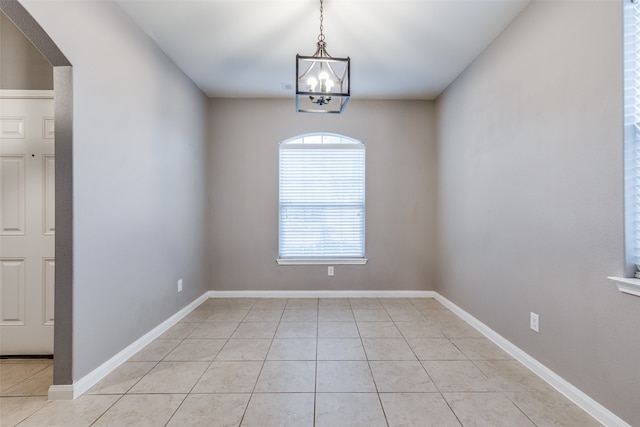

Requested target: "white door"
[{"left": 0, "top": 91, "right": 55, "bottom": 355}]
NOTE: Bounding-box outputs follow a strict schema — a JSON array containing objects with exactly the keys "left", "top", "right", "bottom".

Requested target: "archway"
[{"left": 0, "top": 0, "right": 73, "bottom": 390}]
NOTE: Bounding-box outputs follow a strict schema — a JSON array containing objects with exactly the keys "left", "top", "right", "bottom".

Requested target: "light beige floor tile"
[
  {"left": 129, "top": 361, "right": 208, "bottom": 394},
  {"left": 422, "top": 360, "right": 496, "bottom": 392},
  {"left": 411, "top": 298, "right": 448, "bottom": 311},
  {"left": 0, "top": 364, "right": 50, "bottom": 392},
  {"left": 205, "top": 309, "right": 249, "bottom": 323},
  {"left": 275, "top": 321, "right": 317, "bottom": 338},
  {"left": 16, "top": 394, "right": 119, "bottom": 427},
  {"left": 1, "top": 366, "right": 52, "bottom": 397},
  {"left": 93, "top": 394, "right": 185, "bottom": 427},
  {"left": 188, "top": 322, "right": 239, "bottom": 339},
  {"left": 285, "top": 299, "right": 318, "bottom": 310},
  {"left": 349, "top": 298, "right": 383, "bottom": 309},
  {"left": 385, "top": 308, "right": 428, "bottom": 322},
  {"left": 315, "top": 393, "right": 387, "bottom": 427},
  {"left": 369, "top": 361, "right": 437, "bottom": 392},
  {"left": 254, "top": 361, "right": 316, "bottom": 392},
  {"left": 0, "top": 359, "right": 53, "bottom": 365},
  {"left": 215, "top": 339, "right": 272, "bottom": 360},
  {"left": 281, "top": 310, "right": 317, "bottom": 322},
  {"left": 267, "top": 338, "right": 316, "bottom": 360},
  {"left": 318, "top": 298, "right": 350, "bottom": 309},
  {"left": 316, "top": 361, "right": 376, "bottom": 392},
  {"left": 241, "top": 393, "right": 314, "bottom": 427},
  {"left": 407, "top": 338, "right": 468, "bottom": 361},
  {"left": 127, "top": 339, "right": 181, "bottom": 362},
  {"left": 166, "top": 393, "right": 250, "bottom": 427},
  {"left": 474, "top": 360, "right": 554, "bottom": 392},
  {"left": 318, "top": 321, "right": 359, "bottom": 338},
  {"left": 231, "top": 322, "right": 278, "bottom": 339},
  {"left": 437, "top": 320, "right": 484, "bottom": 339},
  {"left": 252, "top": 298, "right": 288, "bottom": 310},
  {"left": 163, "top": 338, "right": 226, "bottom": 362},
  {"left": 180, "top": 309, "right": 215, "bottom": 323},
  {"left": 507, "top": 391, "right": 602, "bottom": 427},
  {"left": 352, "top": 309, "right": 392, "bottom": 322},
  {"left": 157, "top": 322, "right": 199, "bottom": 339},
  {"left": 356, "top": 321, "right": 403, "bottom": 338},
  {"left": 423, "top": 310, "right": 462, "bottom": 324},
  {"left": 378, "top": 298, "right": 414, "bottom": 309},
  {"left": 317, "top": 338, "right": 366, "bottom": 360},
  {"left": 362, "top": 338, "right": 417, "bottom": 360},
  {"left": 444, "top": 392, "right": 535, "bottom": 426},
  {"left": 380, "top": 393, "right": 462, "bottom": 427},
  {"left": 0, "top": 396, "right": 48, "bottom": 427},
  {"left": 451, "top": 338, "right": 512, "bottom": 360},
  {"left": 192, "top": 305, "right": 216, "bottom": 315},
  {"left": 192, "top": 361, "right": 262, "bottom": 393},
  {"left": 206, "top": 298, "right": 256, "bottom": 310},
  {"left": 395, "top": 321, "right": 444, "bottom": 338},
  {"left": 243, "top": 309, "right": 283, "bottom": 322},
  {"left": 317, "top": 309, "right": 355, "bottom": 322},
  {"left": 87, "top": 362, "right": 156, "bottom": 395}
]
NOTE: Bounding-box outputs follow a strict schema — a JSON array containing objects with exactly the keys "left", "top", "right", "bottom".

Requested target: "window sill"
[
  {"left": 607, "top": 276, "right": 640, "bottom": 297},
  {"left": 277, "top": 258, "right": 368, "bottom": 266}
]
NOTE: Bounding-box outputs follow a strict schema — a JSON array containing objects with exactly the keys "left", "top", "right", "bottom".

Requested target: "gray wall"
[
  {"left": 20, "top": 0, "right": 210, "bottom": 380},
  {"left": 208, "top": 98, "right": 436, "bottom": 291},
  {"left": 436, "top": 1, "right": 639, "bottom": 425},
  {"left": 0, "top": 11, "right": 52, "bottom": 90}
]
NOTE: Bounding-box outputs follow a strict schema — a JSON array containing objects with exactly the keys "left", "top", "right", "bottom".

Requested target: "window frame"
[
  {"left": 276, "top": 133, "right": 367, "bottom": 266},
  {"left": 609, "top": 0, "right": 640, "bottom": 296}
]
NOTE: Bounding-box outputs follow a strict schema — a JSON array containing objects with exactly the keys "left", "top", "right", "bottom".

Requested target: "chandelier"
[{"left": 296, "top": 0, "right": 350, "bottom": 113}]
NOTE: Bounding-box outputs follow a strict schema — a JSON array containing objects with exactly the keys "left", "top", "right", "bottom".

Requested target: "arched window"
[{"left": 277, "top": 133, "right": 366, "bottom": 263}]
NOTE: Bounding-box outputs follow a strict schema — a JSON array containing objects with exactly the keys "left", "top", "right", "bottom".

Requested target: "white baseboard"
[
  {"left": 48, "top": 291, "right": 209, "bottom": 401},
  {"left": 208, "top": 290, "right": 436, "bottom": 299},
  {"left": 433, "top": 294, "right": 630, "bottom": 427},
  {"left": 47, "top": 384, "right": 74, "bottom": 400}
]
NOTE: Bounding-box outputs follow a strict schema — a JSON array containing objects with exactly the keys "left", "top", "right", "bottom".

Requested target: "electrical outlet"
[
  {"left": 178, "top": 279, "right": 183, "bottom": 292},
  {"left": 328, "top": 266, "right": 334, "bottom": 276},
  {"left": 530, "top": 312, "right": 539, "bottom": 332}
]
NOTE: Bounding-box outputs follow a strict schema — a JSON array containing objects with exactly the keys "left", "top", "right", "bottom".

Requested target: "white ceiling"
[{"left": 116, "top": 0, "right": 530, "bottom": 100}]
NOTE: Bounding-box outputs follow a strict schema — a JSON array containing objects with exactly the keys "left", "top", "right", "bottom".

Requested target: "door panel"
[
  {"left": 0, "top": 258, "right": 26, "bottom": 324},
  {"left": 0, "top": 156, "right": 26, "bottom": 235},
  {"left": 0, "top": 93, "right": 54, "bottom": 355},
  {"left": 43, "top": 155, "right": 55, "bottom": 235}
]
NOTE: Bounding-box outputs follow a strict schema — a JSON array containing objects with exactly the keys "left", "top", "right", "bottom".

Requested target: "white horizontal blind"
[
  {"left": 624, "top": 0, "right": 640, "bottom": 274},
  {"left": 279, "top": 137, "right": 365, "bottom": 259}
]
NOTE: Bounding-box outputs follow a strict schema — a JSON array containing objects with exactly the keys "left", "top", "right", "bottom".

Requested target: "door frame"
[{"left": 0, "top": 1, "right": 73, "bottom": 392}]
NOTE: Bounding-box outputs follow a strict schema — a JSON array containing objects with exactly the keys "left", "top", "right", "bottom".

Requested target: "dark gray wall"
[
  {"left": 208, "top": 98, "right": 437, "bottom": 292},
  {"left": 436, "top": 1, "right": 639, "bottom": 425},
  {"left": 0, "top": 11, "right": 52, "bottom": 89},
  {"left": 20, "top": 0, "right": 210, "bottom": 380}
]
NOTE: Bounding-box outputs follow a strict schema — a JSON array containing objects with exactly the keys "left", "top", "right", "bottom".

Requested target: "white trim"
[
  {"left": 434, "top": 293, "right": 631, "bottom": 427},
  {"left": 607, "top": 276, "right": 640, "bottom": 297},
  {"left": 0, "top": 90, "right": 54, "bottom": 99},
  {"left": 47, "top": 385, "right": 74, "bottom": 400},
  {"left": 276, "top": 258, "right": 368, "bottom": 265},
  {"left": 209, "top": 290, "right": 435, "bottom": 299},
  {"left": 47, "top": 292, "right": 209, "bottom": 400}
]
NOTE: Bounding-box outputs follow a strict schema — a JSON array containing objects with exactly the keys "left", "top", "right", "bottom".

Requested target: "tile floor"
[{"left": 0, "top": 298, "right": 602, "bottom": 426}]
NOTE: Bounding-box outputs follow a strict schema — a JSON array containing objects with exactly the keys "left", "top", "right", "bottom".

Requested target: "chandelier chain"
[{"left": 318, "top": 0, "right": 325, "bottom": 43}]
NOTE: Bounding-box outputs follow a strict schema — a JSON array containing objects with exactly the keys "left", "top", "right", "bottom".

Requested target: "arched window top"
[{"left": 281, "top": 133, "right": 364, "bottom": 146}]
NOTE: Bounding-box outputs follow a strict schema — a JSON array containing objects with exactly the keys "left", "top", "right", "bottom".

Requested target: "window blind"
[
  {"left": 279, "top": 143, "right": 365, "bottom": 259},
  {"left": 624, "top": 0, "right": 640, "bottom": 274}
]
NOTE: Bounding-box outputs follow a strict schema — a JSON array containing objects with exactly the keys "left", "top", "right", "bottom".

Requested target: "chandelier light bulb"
[{"left": 308, "top": 77, "right": 318, "bottom": 92}]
